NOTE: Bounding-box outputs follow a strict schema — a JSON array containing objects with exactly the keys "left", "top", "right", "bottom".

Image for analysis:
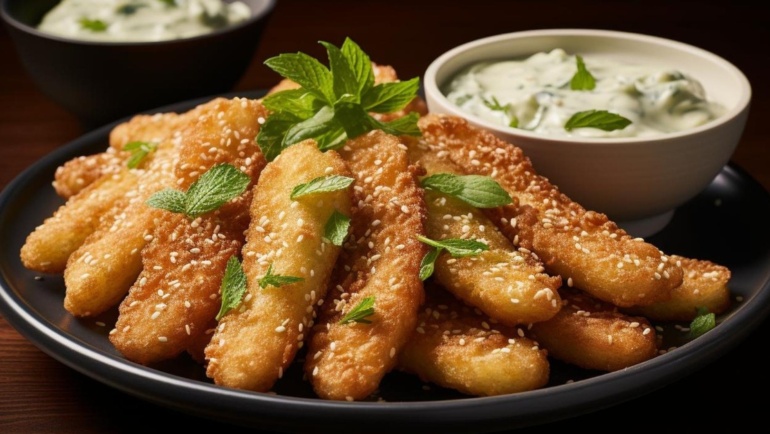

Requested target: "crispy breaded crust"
[
  {"left": 416, "top": 114, "right": 683, "bottom": 308},
  {"left": 305, "top": 130, "right": 427, "bottom": 401},
  {"left": 529, "top": 287, "right": 659, "bottom": 372},
  {"left": 628, "top": 255, "right": 731, "bottom": 321},
  {"left": 110, "top": 98, "right": 267, "bottom": 364},
  {"left": 61, "top": 139, "right": 178, "bottom": 317},
  {"left": 52, "top": 150, "right": 128, "bottom": 199},
  {"left": 398, "top": 284, "right": 550, "bottom": 396},
  {"left": 205, "top": 140, "right": 351, "bottom": 392},
  {"left": 21, "top": 169, "right": 137, "bottom": 273},
  {"left": 404, "top": 139, "right": 562, "bottom": 326}
]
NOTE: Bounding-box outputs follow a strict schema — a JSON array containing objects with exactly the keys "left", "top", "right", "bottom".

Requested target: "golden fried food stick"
[
  {"left": 205, "top": 140, "right": 352, "bottom": 392},
  {"left": 53, "top": 100, "right": 214, "bottom": 198},
  {"left": 20, "top": 169, "right": 137, "bottom": 273},
  {"left": 627, "top": 255, "right": 731, "bottom": 322},
  {"left": 529, "top": 287, "right": 659, "bottom": 372},
  {"left": 110, "top": 97, "right": 267, "bottom": 365},
  {"left": 404, "top": 139, "right": 562, "bottom": 326},
  {"left": 52, "top": 150, "right": 127, "bottom": 199},
  {"left": 61, "top": 97, "right": 237, "bottom": 317},
  {"left": 304, "top": 130, "right": 427, "bottom": 401},
  {"left": 416, "top": 114, "right": 683, "bottom": 308},
  {"left": 398, "top": 283, "right": 550, "bottom": 396}
]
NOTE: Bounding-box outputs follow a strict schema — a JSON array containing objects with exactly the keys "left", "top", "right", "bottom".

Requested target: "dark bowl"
[{"left": 1, "top": 0, "right": 275, "bottom": 127}]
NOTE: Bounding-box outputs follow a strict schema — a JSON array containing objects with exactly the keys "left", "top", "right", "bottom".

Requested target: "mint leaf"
[
  {"left": 282, "top": 105, "right": 337, "bottom": 148},
  {"left": 185, "top": 164, "right": 251, "bottom": 218},
  {"left": 416, "top": 235, "right": 489, "bottom": 257},
  {"left": 159, "top": 0, "right": 177, "bottom": 6},
  {"left": 146, "top": 189, "right": 186, "bottom": 214},
  {"left": 259, "top": 263, "right": 304, "bottom": 289},
  {"left": 79, "top": 18, "right": 107, "bottom": 32},
  {"left": 373, "top": 112, "right": 422, "bottom": 137},
  {"left": 416, "top": 235, "right": 488, "bottom": 281},
  {"left": 320, "top": 41, "right": 360, "bottom": 102},
  {"left": 509, "top": 116, "right": 519, "bottom": 128},
  {"left": 265, "top": 52, "right": 335, "bottom": 104},
  {"left": 215, "top": 256, "right": 248, "bottom": 321},
  {"left": 333, "top": 98, "right": 372, "bottom": 139},
  {"left": 341, "top": 38, "right": 374, "bottom": 97},
  {"left": 262, "top": 89, "right": 321, "bottom": 119},
  {"left": 124, "top": 141, "right": 158, "bottom": 169},
  {"left": 257, "top": 111, "right": 303, "bottom": 162},
  {"left": 689, "top": 307, "right": 716, "bottom": 338},
  {"left": 324, "top": 210, "right": 351, "bottom": 246},
  {"left": 421, "top": 173, "right": 512, "bottom": 208},
  {"left": 419, "top": 247, "right": 440, "bottom": 281},
  {"left": 565, "top": 110, "right": 631, "bottom": 132},
  {"left": 339, "top": 296, "right": 375, "bottom": 325},
  {"left": 570, "top": 55, "right": 596, "bottom": 91},
  {"left": 146, "top": 163, "right": 251, "bottom": 218},
  {"left": 362, "top": 78, "right": 420, "bottom": 113},
  {"left": 290, "top": 175, "right": 354, "bottom": 200}
]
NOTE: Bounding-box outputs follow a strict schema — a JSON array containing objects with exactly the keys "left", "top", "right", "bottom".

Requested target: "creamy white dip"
[
  {"left": 444, "top": 49, "right": 725, "bottom": 138},
  {"left": 37, "top": 0, "right": 251, "bottom": 42}
]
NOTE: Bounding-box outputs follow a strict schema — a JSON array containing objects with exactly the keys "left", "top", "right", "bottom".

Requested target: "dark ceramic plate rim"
[{"left": 2, "top": 90, "right": 770, "bottom": 433}]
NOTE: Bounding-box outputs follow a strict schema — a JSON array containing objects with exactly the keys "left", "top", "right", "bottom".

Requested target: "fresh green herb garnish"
[
  {"left": 688, "top": 306, "right": 716, "bottom": 338},
  {"left": 79, "top": 18, "right": 107, "bottom": 32},
  {"left": 509, "top": 116, "right": 519, "bottom": 128},
  {"left": 565, "top": 109, "right": 632, "bottom": 132},
  {"left": 570, "top": 55, "right": 596, "bottom": 91},
  {"left": 123, "top": 141, "right": 157, "bottom": 169},
  {"left": 417, "top": 235, "right": 489, "bottom": 280},
  {"left": 257, "top": 38, "right": 421, "bottom": 161},
  {"left": 215, "top": 256, "right": 248, "bottom": 321},
  {"left": 158, "top": 0, "right": 177, "bottom": 6},
  {"left": 324, "top": 210, "right": 351, "bottom": 246},
  {"left": 146, "top": 163, "right": 251, "bottom": 218},
  {"left": 421, "top": 173, "right": 512, "bottom": 208},
  {"left": 290, "top": 175, "right": 354, "bottom": 200},
  {"left": 339, "top": 296, "right": 376, "bottom": 325},
  {"left": 258, "top": 263, "right": 304, "bottom": 289},
  {"left": 482, "top": 96, "right": 507, "bottom": 111}
]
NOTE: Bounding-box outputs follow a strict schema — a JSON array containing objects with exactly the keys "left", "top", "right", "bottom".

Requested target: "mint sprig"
[
  {"left": 79, "top": 18, "right": 107, "bottom": 32},
  {"left": 421, "top": 173, "right": 512, "bottom": 208},
  {"left": 324, "top": 210, "right": 351, "bottom": 246},
  {"left": 570, "top": 55, "right": 596, "bottom": 91},
  {"left": 290, "top": 175, "right": 354, "bottom": 200},
  {"left": 258, "top": 263, "right": 304, "bottom": 289},
  {"left": 215, "top": 256, "right": 248, "bottom": 321},
  {"left": 417, "top": 235, "right": 489, "bottom": 280},
  {"left": 124, "top": 141, "right": 158, "bottom": 169},
  {"left": 688, "top": 306, "right": 716, "bottom": 338},
  {"left": 565, "top": 110, "right": 632, "bottom": 132},
  {"left": 257, "top": 38, "right": 421, "bottom": 161},
  {"left": 339, "top": 296, "right": 376, "bottom": 325},
  {"left": 146, "top": 163, "right": 251, "bottom": 218}
]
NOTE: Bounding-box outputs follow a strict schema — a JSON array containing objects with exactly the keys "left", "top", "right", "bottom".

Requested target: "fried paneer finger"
[
  {"left": 304, "top": 131, "right": 427, "bottom": 401},
  {"left": 398, "top": 284, "right": 550, "bottom": 396},
  {"left": 52, "top": 149, "right": 128, "bottom": 199},
  {"left": 205, "top": 140, "right": 352, "bottom": 392},
  {"left": 529, "top": 287, "right": 659, "bottom": 372},
  {"left": 20, "top": 169, "right": 137, "bottom": 273},
  {"left": 61, "top": 99, "right": 234, "bottom": 316},
  {"left": 627, "top": 255, "right": 731, "bottom": 322},
  {"left": 404, "top": 139, "right": 561, "bottom": 326},
  {"left": 61, "top": 137, "right": 178, "bottom": 317},
  {"left": 110, "top": 97, "right": 268, "bottom": 365},
  {"left": 416, "top": 114, "right": 683, "bottom": 308}
]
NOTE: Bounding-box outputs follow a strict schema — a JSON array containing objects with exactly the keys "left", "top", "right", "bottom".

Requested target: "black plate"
[{"left": 2, "top": 90, "right": 770, "bottom": 434}]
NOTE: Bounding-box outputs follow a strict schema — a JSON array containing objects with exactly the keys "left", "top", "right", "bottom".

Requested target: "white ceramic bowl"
[{"left": 424, "top": 29, "right": 751, "bottom": 237}]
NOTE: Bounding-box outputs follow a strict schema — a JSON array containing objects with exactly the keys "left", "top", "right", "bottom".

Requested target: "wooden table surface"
[{"left": 2, "top": 1, "right": 769, "bottom": 432}]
